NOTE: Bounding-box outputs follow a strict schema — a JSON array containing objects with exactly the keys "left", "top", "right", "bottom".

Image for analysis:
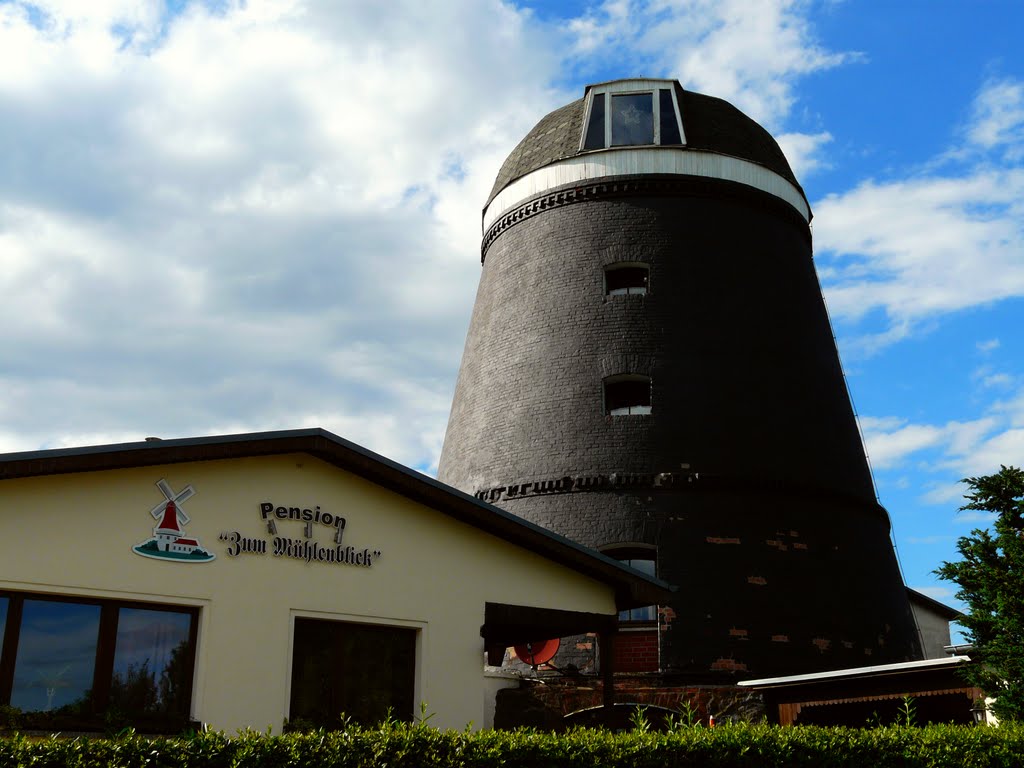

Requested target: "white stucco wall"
[{"left": 0, "top": 453, "right": 617, "bottom": 731}]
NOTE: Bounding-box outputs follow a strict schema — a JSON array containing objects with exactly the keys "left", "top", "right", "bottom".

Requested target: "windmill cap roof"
[{"left": 486, "top": 79, "right": 803, "bottom": 207}]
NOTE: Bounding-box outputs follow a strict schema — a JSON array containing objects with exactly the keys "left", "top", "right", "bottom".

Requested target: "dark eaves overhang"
[{"left": 0, "top": 428, "right": 674, "bottom": 612}]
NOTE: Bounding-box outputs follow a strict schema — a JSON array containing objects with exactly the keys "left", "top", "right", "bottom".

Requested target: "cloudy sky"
[{"left": 1, "top": 0, "right": 1022, "bottom": 614}]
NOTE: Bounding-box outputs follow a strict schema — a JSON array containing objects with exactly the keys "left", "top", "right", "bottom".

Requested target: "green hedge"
[{"left": 2, "top": 721, "right": 1023, "bottom": 768}]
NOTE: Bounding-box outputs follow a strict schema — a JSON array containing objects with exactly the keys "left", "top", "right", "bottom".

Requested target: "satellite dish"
[{"left": 514, "top": 638, "right": 560, "bottom": 666}]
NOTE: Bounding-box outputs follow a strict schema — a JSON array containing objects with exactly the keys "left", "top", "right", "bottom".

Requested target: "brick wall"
[
  {"left": 613, "top": 630, "right": 659, "bottom": 673},
  {"left": 438, "top": 178, "right": 922, "bottom": 678}
]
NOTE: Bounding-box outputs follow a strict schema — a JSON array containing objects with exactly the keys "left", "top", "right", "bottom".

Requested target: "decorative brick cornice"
[{"left": 481, "top": 174, "right": 811, "bottom": 262}]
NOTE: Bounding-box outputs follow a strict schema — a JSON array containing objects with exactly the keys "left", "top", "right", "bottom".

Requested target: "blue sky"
[{"left": 0, "top": 0, "right": 1021, "bottom": 626}]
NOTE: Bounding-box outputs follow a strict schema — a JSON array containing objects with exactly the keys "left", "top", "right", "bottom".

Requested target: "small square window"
[
  {"left": 605, "top": 264, "right": 649, "bottom": 296},
  {"left": 580, "top": 81, "right": 685, "bottom": 151},
  {"left": 602, "top": 549, "right": 658, "bottom": 623},
  {"left": 605, "top": 375, "right": 651, "bottom": 416},
  {"left": 618, "top": 561, "right": 657, "bottom": 622}
]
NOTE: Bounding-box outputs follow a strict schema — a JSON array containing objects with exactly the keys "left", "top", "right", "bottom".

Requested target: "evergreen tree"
[{"left": 936, "top": 465, "right": 1024, "bottom": 722}]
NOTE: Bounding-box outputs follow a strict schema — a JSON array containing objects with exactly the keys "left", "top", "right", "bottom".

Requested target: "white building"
[{"left": 0, "top": 429, "right": 669, "bottom": 733}]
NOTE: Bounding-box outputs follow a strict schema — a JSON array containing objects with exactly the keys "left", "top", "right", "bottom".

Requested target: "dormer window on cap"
[{"left": 581, "top": 79, "right": 685, "bottom": 151}]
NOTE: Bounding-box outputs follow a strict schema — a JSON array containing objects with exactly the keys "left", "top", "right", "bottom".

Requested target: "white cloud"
[
  {"left": 660, "top": 0, "right": 855, "bottom": 129},
  {"left": 979, "top": 371, "right": 1013, "bottom": 389},
  {"left": 816, "top": 169, "right": 1024, "bottom": 340},
  {"left": 6, "top": 0, "right": 1010, "bottom": 497},
  {"left": 905, "top": 535, "right": 952, "bottom": 546},
  {"left": 0, "top": 0, "right": 567, "bottom": 465},
  {"left": 860, "top": 418, "right": 945, "bottom": 469},
  {"left": 777, "top": 131, "right": 833, "bottom": 178},
  {"left": 909, "top": 584, "right": 955, "bottom": 602},
  {"left": 565, "top": 0, "right": 854, "bottom": 129},
  {"left": 860, "top": 415, "right": 996, "bottom": 471},
  {"left": 976, "top": 338, "right": 1000, "bottom": 353},
  {"left": 952, "top": 427, "right": 1024, "bottom": 478},
  {"left": 921, "top": 481, "right": 966, "bottom": 506},
  {"left": 956, "top": 510, "right": 998, "bottom": 525},
  {"left": 0, "top": 0, "right": 863, "bottom": 468},
  {"left": 865, "top": 382, "right": 1024, "bottom": 505},
  {"left": 967, "top": 77, "right": 1024, "bottom": 160},
  {"left": 815, "top": 76, "right": 1024, "bottom": 350}
]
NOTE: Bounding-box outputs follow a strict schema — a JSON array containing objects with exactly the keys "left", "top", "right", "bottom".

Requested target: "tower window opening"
[
  {"left": 611, "top": 93, "right": 654, "bottom": 146},
  {"left": 602, "top": 547, "right": 658, "bottom": 623},
  {"left": 604, "top": 375, "right": 651, "bottom": 416},
  {"left": 581, "top": 81, "right": 684, "bottom": 151},
  {"left": 605, "top": 263, "right": 649, "bottom": 295}
]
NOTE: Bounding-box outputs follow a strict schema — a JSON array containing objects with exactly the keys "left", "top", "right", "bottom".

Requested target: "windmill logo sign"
[{"left": 132, "top": 479, "right": 215, "bottom": 563}]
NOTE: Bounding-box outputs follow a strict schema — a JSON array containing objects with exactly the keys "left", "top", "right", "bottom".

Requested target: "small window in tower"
[
  {"left": 604, "top": 374, "right": 651, "bottom": 416},
  {"left": 580, "top": 81, "right": 685, "bottom": 151},
  {"left": 602, "top": 546, "right": 658, "bottom": 623},
  {"left": 659, "top": 88, "right": 682, "bottom": 144},
  {"left": 605, "top": 263, "right": 649, "bottom": 296},
  {"left": 583, "top": 88, "right": 606, "bottom": 151},
  {"left": 611, "top": 93, "right": 654, "bottom": 146}
]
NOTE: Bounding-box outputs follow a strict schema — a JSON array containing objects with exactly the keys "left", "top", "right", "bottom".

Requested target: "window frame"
[
  {"left": 580, "top": 81, "right": 685, "bottom": 151},
  {"left": 287, "top": 614, "right": 420, "bottom": 729},
  {"left": 604, "top": 262, "right": 650, "bottom": 296},
  {"left": 0, "top": 590, "right": 199, "bottom": 733},
  {"left": 604, "top": 374, "right": 652, "bottom": 416},
  {"left": 601, "top": 545, "right": 659, "bottom": 625}
]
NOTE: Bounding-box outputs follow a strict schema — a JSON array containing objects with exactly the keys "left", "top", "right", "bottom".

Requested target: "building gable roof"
[
  {"left": 0, "top": 428, "right": 672, "bottom": 610},
  {"left": 906, "top": 587, "right": 961, "bottom": 620}
]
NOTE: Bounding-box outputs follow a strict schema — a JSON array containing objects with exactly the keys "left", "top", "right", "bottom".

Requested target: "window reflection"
[
  {"left": 0, "top": 593, "right": 197, "bottom": 731},
  {"left": 111, "top": 608, "right": 193, "bottom": 718},
  {"left": 581, "top": 82, "right": 684, "bottom": 151},
  {"left": 11, "top": 600, "right": 101, "bottom": 713},
  {"left": 616, "top": 558, "right": 657, "bottom": 622},
  {"left": 611, "top": 93, "right": 654, "bottom": 146}
]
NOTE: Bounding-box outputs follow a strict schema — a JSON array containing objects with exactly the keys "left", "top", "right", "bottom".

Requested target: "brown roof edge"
[{"left": 0, "top": 428, "right": 674, "bottom": 611}]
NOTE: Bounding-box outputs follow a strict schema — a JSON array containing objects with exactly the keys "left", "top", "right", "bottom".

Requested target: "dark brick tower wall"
[{"left": 439, "top": 81, "right": 921, "bottom": 678}]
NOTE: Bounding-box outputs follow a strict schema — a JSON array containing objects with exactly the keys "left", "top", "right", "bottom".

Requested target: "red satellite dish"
[{"left": 514, "top": 638, "right": 560, "bottom": 666}]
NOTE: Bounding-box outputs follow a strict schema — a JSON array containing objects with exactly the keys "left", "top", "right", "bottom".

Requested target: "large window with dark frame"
[
  {"left": 583, "top": 85, "right": 683, "bottom": 150},
  {"left": 289, "top": 618, "right": 417, "bottom": 729},
  {"left": 0, "top": 591, "right": 198, "bottom": 732}
]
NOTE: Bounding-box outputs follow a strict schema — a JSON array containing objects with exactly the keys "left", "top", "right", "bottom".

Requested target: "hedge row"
[{"left": 2, "top": 721, "right": 1024, "bottom": 768}]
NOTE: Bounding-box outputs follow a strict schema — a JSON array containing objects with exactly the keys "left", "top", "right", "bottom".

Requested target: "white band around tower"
[{"left": 482, "top": 147, "right": 811, "bottom": 233}]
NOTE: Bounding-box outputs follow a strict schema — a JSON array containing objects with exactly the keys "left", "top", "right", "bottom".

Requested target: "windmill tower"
[
  {"left": 154, "top": 500, "right": 184, "bottom": 551},
  {"left": 438, "top": 79, "right": 921, "bottom": 678}
]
